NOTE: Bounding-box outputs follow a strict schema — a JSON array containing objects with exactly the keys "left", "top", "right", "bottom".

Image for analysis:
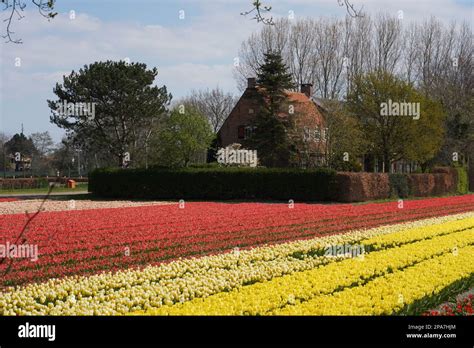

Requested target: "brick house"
[{"left": 217, "top": 78, "right": 328, "bottom": 167}]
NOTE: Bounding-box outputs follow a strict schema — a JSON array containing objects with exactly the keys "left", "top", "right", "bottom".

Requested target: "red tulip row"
[
  {"left": 1, "top": 195, "right": 473, "bottom": 287},
  {"left": 0, "top": 198, "right": 18, "bottom": 202},
  {"left": 423, "top": 294, "right": 473, "bottom": 316},
  {"left": 2, "top": 203, "right": 470, "bottom": 271}
]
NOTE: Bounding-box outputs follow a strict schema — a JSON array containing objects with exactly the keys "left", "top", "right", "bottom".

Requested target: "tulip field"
[{"left": 0, "top": 195, "right": 473, "bottom": 315}]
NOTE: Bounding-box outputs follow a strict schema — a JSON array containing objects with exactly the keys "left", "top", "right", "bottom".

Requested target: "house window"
[
  {"left": 320, "top": 127, "right": 328, "bottom": 142},
  {"left": 238, "top": 125, "right": 255, "bottom": 139},
  {"left": 249, "top": 108, "right": 254, "bottom": 114},
  {"left": 244, "top": 126, "right": 254, "bottom": 139},
  {"left": 314, "top": 128, "right": 321, "bottom": 142},
  {"left": 303, "top": 127, "right": 310, "bottom": 142}
]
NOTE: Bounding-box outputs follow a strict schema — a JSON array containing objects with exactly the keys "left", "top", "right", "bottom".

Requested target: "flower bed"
[
  {"left": 0, "top": 198, "right": 18, "bottom": 202},
  {"left": 1, "top": 214, "right": 473, "bottom": 315},
  {"left": 423, "top": 294, "right": 473, "bottom": 316},
  {"left": 1, "top": 195, "right": 473, "bottom": 287},
  {"left": 142, "top": 223, "right": 474, "bottom": 315}
]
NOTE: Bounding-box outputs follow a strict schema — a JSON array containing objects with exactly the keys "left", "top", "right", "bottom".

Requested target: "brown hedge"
[
  {"left": 334, "top": 168, "right": 458, "bottom": 202},
  {"left": 334, "top": 172, "right": 390, "bottom": 202},
  {"left": 407, "top": 172, "right": 456, "bottom": 197},
  {"left": 0, "top": 178, "right": 48, "bottom": 190},
  {"left": 0, "top": 177, "right": 88, "bottom": 190}
]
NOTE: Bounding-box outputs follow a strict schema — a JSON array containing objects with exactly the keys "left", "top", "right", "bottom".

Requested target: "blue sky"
[{"left": 1, "top": 0, "right": 473, "bottom": 142}]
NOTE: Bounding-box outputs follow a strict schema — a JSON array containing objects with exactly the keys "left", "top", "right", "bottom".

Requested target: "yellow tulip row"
[
  {"left": 276, "top": 245, "right": 474, "bottom": 315},
  {"left": 361, "top": 216, "right": 474, "bottom": 250},
  {"left": 143, "top": 228, "right": 474, "bottom": 315},
  {"left": 1, "top": 212, "right": 472, "bottom": 315}
]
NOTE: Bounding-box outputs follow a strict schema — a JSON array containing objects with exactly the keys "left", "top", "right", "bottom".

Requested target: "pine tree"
[
  {"left": 249, "top": 51, "right": 295, "bottom": 167},
  {"left": 48, "top": 61, "right": 172, "bottom": 167},
  {"left": 256, "top": 51, "right": 294, "bottom": 111}
]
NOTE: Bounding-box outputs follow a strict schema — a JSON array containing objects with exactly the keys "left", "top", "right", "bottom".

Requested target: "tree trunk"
[
  {"left": 420, "top": 162, "right": 427, "bottom": 173},
  {"left": 383, "top": 153, "right": 391, "bottom": 173}
]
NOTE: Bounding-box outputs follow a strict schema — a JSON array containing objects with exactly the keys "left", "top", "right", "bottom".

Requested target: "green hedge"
[
  {"left": 455, "top": 166, "right": 469, "bottom": 194},
  {"left": 89, "top": 167, "right": 337, "bottom": 201},
  {"left": 388, "top": 174, "right": 410, "bottom": 198}
]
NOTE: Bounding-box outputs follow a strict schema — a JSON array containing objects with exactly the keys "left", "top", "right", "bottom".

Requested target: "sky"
[{"left": 0, "top": 0, "right": 473, "bottom": 142}]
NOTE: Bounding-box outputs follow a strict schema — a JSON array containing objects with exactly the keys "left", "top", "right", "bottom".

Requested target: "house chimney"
[
  {"left": 247, "top": 77, "right": 256, "bottom": 89},
  {"left": 301, "top": 83, "right": 313, "bottom": 98}
]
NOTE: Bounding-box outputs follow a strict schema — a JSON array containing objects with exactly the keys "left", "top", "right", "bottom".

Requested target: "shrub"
[
  {"left": 454, "top": 166, "right": 468, "bottom": 194},
  {"left": 0, "top": 178, "right": 49, "bottom": 190},
  {"left": 335, "top": 169, "right": 457, "bottom": 202},
  {"left": 407, "top": 174, "right": 434, "bottom": 197},
  {"left": 333, "top": 172, "right": 390, "bottom": 202},
  {"left": 89, "top": 167, "right": 337, "bottom": 202},
  {"left": 470, "top": 166, "right": 474, "bottom": 192},
  {"left": 330, "top": 155, "right": 363, "bottom": 172},
  {"left": 407, "top": 169, "right": 457, "bottom": 198},
  {"left": 89, "top": 166, "right": 462, "bottom": 203},
  {"left": 389, "top": 174, "right": 409, "bottom": 198},
  {"left": 432, "top": 166, "right": 467, "bottom": 194},
  {"left": 188, "top": 162, "right": 221, "bottom": 169}
]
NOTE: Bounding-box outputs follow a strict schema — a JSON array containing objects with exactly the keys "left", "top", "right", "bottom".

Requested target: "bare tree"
[
  {"left": 344, "top": 14, "right": 373, "bottom": 91},
  {"left": 235, "top": 16, "right": 358, "bottom": 99},
  {"left": 313, "top": 18, "right": 346, "bottom": 99},
  {"left": 30, "top": 131, "right": 54, "bottom": 156},
  {"left": 2, "top": 0, "right": 57, "bottom": 43},
  {"left": 241, "top": 0, "right": 274, "bottom": 25},
  {"left": 337, "top": 0, "right": 363, "bottom": 18},
  {"left": 241, "top": 0, "right": 363, "bottom": 25},
  {"left": 403, "top": 22, "right": 419, "bottom": 84},
  {"left": 235, "top": 13, "right": 471, "bottom": 104},
  {"left": 179, "top": 87, "right": 238, "bottom": 133},
  {"left": 371, "top": 13, "right": 402, "bottom": 74},
  {"left": 288, "top": 19, "right": 316, "bottom": 89},
  {"left": 234, "top": 18, "right": 291, "bottom": 91}
]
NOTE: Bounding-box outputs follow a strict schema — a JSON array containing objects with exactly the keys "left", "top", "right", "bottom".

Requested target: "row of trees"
[
  {"left": 239, "top": 51, "right": 446, "bottom": 171},
  {"left": 235, "top": 14, "right": 473, "bottom": 170},
  {"left": 235, "top": 15, "right": 472, "bottom": 99},
  {"left": 41, "top": 54, "right": 464, "bottom": 172}
]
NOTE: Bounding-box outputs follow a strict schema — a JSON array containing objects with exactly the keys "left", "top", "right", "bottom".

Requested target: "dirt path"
[{"left": 0, "top": 199, "right": 173, "bottom": 215}]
